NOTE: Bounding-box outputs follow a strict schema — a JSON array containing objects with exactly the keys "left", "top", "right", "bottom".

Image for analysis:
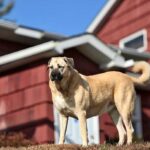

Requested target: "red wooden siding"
[
  {"left": 0, "top": 48, "right": 101, "bottom": 143},
  {"left": 98, "top": 0, "right": 150, "bottom": 51},
  {"left": 64, "top": 49, "right": 101, "bottom": 75},
  {"left": 100, "top": 114, "right": 117, "bottom": 144},
  {"left": 0, "top": 64, "right": 54, "bottom": 143},
  {"left": 97, "top": 0, "right": 150, "bottom": 143},
  {"left": 139, "top": 90, "right": 150, "bottom": 141}
]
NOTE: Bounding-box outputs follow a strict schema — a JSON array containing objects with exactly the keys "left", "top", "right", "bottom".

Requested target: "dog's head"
[{"left": 48, "top": 57, "right": 74, "bottom": 81}]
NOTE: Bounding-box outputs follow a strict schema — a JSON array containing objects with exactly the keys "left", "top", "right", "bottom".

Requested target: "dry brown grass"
[
  {"left": 0, "top": 143, "right": 150, "bottom": 150},
  {"left": 0, "top": 132, "right": 150, "bottom": 150},
  {"left": 0, "top": 132, "right": 36, "bottom": 147}
]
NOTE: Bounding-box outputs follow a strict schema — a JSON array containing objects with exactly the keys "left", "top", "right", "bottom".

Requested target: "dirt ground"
[{"left": 0, "top": 143, "right": 150, "bottom": 150}]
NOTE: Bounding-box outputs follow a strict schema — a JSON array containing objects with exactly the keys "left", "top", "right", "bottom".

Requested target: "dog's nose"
[
  {"left": 51, "top": 70, "right": 63, "bottom": 81},
  {"left": 51, "top": 71, "right": 57, "bottom": 78}
]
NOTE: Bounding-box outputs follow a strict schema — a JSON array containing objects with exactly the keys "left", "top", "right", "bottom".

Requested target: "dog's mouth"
[{"left": 51, "top": 72, "right": 63, "bottom": 81}]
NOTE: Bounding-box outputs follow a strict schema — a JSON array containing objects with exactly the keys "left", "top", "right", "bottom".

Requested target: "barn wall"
[
  {"left": 98, "top": 0, "right": 150, "bottom": 51},
  {"left": 0, "top": 38, "right": 55, "bottom": 143},
  {"left": 0, "top": 63, "right": 54, "bottom": 143},
  {"left": 64, "top": 49, "right": 100, "bottom": 75},
  {"left": 96, "top": 0, "right": 150, "bottom": 143},
  {"left": 0, "top": 45, "right": 101, "bottom": 144},
  {"left": 139, "top": 90, "right": 150, "bottom": 141}
]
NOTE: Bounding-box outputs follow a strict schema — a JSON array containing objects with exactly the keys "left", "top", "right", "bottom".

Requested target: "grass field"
[
  {"left": 0, "top": 143, "right": 150, "bottom": 150},
  {"left": 0, "top": 132, "right": 150, "bottom": 150}
]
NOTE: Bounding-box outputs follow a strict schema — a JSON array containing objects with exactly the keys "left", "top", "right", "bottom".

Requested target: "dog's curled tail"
[{"left": 130, "top": 61, "right": 150, "bottom": 85}]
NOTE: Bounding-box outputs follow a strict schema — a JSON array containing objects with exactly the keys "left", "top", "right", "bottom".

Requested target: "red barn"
[
  {"left": 87, "top": 0, "right": 150, "bottom": 142},
  {"left": 1, "top": 0, "right": 150, "bottom": 144},
  {"left": 0, "top": 20, "right": 64, "bottom": 143}
]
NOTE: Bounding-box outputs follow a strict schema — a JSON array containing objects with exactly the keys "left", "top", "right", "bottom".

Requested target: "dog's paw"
[
  {"left": 127, "top": 141, "right": 132, "bottom": 145},
  {"left": 82, "top": 143, "right": 88, "bottom": 147},
  {"left": 117, "top": 142, "right": 124, "bottom": 146}
]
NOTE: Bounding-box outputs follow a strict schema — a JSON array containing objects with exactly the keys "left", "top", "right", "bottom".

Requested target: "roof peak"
[{"left": 86, "top": 0, "right": 121, "bottom": 33}]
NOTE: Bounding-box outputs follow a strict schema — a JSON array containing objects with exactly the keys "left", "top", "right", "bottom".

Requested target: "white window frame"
[{"left": 119, "top": 29, "right": 147, "bottom": 53}]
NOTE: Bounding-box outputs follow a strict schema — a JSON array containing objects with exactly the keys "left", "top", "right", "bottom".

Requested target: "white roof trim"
[
  {"left": 15, "top": 27, "right": 44, "bottom": 39},
  {"left": 0, "top": 20, "right": 17, "bottom": 29},
  {"left": 56, "top": 34, "right": 137, "bottom": 69},
  {"left": 86, "top": 0, "right": 119, "bottom": 33},
  {"left": 0, "top": 41, "right": 57, "bottom": 66},
  {"left": 56, "top": 34, "right": 118, "bottom": 59},
  {"left": 0, "top": 41, "right": 65, "bottom": 72},
  {"left": 0, "top": 34, "right": 133, "bottom": 72}
]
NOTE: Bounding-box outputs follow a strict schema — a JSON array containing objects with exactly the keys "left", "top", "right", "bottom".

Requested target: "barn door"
[{"left": 54, "top": 108, "right": 100, "bottom": 144}]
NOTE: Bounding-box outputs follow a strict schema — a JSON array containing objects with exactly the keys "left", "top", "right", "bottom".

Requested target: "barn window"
[
  {"left": 132, "top": 95, "right": 143, "bottom": 139},
  {"left": 119, "top": 29, "right": 147, "bottom": 52}
]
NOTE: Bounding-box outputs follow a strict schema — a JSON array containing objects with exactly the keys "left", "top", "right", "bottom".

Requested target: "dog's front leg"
[
  {"left": 78, "top": 111, "right": 88, "bottom": 146},
  {"left": 59, "top": 114, "right": 68, "bottom": 144}
]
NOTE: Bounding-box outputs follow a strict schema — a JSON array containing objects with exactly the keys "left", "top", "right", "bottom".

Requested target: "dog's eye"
[
  {"left": 50, "top": 66, "right": 53, "bottom": 69},
  {"left": 58, "top": 65, "right": 64, "bottom": 69}
]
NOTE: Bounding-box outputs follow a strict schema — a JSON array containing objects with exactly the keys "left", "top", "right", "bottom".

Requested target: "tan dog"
[{"left": 48, "top": 57, "right": 150, "bottom": 146}]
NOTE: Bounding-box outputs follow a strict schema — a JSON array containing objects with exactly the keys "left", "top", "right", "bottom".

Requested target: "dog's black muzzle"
[{"left": 51, "top": 70, "right": 63, "bottom": 81}]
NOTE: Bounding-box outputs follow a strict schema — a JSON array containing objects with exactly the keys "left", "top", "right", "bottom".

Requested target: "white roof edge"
[
  {"left": 0, "top": 20, "right": 65, "bottom": 41},
  {"left": 57, "top": 34, "right": 124, "bottom": 61},
  {"left": 0, "top": 41, "right": 61, "bottom": 67},
  {"left": 0, "top": 19, "right": 18, "bottom": 29},
  {"left": 86, "top": 0, "right": 120, "bottom": 33},
  {"left": 0, "top": 34, "right": 130, "bottom": 72}
]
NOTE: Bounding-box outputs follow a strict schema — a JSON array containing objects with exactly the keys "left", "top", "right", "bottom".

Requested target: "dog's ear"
[
  {"left": 64, "top": 57, "right": 74, "bottom": 68},
  {"left": 47, "top": 58, "right": 52, "bottom": 68},
  {"left": 48, "top": 58, "right": 52, "bottom": 65}
]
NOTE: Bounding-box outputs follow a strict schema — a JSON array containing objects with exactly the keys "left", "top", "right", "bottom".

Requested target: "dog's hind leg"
[
  {"left": 114, "top": 85, "right": 135, "bottom": 145},
  {"left": 122, "top": 116, "right": 134, "bottom": 145},
  {"left": 109, "top": 107, "right": 126, "bottom": 145}
]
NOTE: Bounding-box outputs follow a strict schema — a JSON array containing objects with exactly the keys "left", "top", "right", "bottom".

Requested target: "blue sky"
[{"left": 1, "top": 0, "right": 107, "bottom": 36}]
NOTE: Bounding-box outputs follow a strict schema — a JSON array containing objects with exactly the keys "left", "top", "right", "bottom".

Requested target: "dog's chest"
[
  {"left": 53, "top": 95, "right": 74, "bottom": 115},
  {"left": 54, "top": 95, "right": 67, "bottom": 110}
]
